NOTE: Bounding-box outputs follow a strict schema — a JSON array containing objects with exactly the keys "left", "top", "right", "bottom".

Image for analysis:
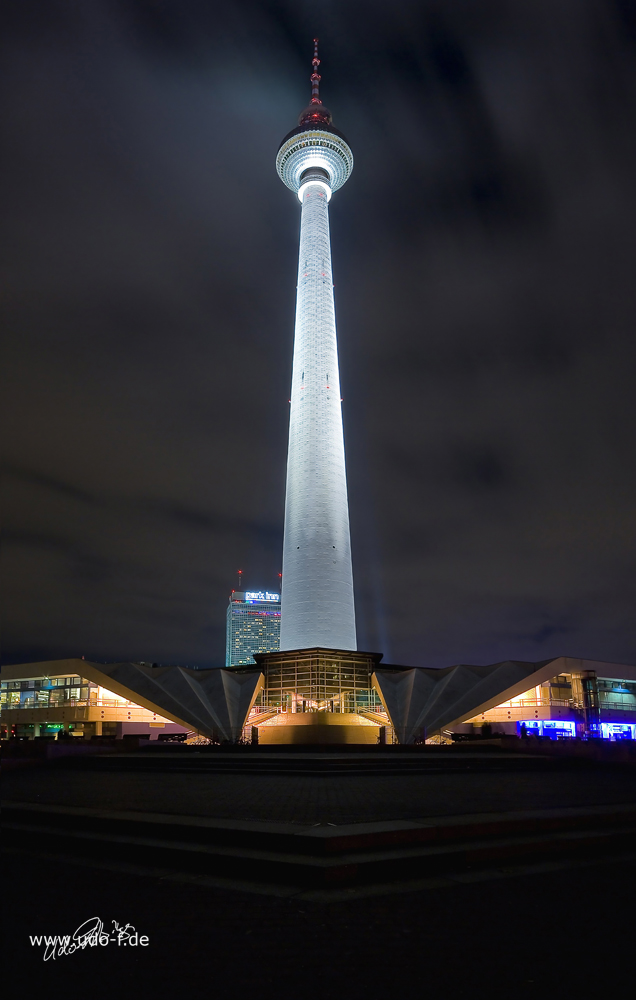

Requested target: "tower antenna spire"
[{"left": 310, "top": 37, "right": 321, "bottom": 104}]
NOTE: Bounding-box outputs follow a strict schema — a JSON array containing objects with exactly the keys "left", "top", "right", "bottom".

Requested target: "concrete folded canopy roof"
[
  {"left": 3, "top": 659, "right": 264, "bottom": 741},
  {"left": 372, "top": 656, "right": 636, "bottom": 742},
  {"left": 5, "top": 654, "right": 634, "bottom": 744}
]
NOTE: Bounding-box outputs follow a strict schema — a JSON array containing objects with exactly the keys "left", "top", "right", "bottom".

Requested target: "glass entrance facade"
[{"left": 252, "top": 648, "right": 384, "bottom": 714}]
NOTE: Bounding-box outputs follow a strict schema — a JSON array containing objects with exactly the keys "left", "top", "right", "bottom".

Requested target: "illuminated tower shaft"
[
  {"left": 277, "top": 40, "right": 356, "bottom": 650},
  {"left": 281, "top": 182, "right": 355, "bottom": 650}
]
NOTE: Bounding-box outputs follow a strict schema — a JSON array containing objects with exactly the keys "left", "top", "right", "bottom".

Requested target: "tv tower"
[{"left": 276, "top": 40, "right": 356, "bottom": 651}]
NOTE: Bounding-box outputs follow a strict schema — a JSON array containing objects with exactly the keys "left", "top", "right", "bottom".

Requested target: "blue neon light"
[
  {"left": 518, "top": 721, "right": 542, "bottom": 732},
  {"left": 600, "top": 723, "right": 635, "bottom": 741},
  {"left": 518, "top": 720, "right": 635, "bottom": 740},
  {"left": 517, "top": 721, "right": 576, "bottom": 738},
  {"left": 543, "top": 721, "right": 576, "bottom": 734}
]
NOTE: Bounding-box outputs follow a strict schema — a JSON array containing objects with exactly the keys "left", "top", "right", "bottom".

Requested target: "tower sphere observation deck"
[
  {"left": 275, "top": 115, "right": 354, "bottom": 199},
  {"left": 276, "top": 42, "right": 353, "bottom": 199},
  {"left": 276, "top": 40, "right": 357, "bottom": 652}
]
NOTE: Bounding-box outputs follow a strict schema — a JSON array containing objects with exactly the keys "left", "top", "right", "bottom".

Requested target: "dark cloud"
[{"left": 3, "top": 0, "right": 636, "bottom": 667}]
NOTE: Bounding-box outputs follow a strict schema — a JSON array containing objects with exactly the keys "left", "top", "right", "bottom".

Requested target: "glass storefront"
[
  {"left": 600, "top": 723, "right": 636, "bottom": 741},
  {"left": 517, "top": 721, "right": 577, "bottom": 738}
]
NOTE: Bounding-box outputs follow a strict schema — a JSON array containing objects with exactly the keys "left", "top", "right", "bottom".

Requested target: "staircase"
[{"left": 5, "top": 800, "right": 634, "bottom": 895}]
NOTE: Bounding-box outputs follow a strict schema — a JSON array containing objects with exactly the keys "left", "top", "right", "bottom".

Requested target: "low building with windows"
[
  {"left": 1, "top": 662, "right": 190, "bottom": 740},
  {"left": 451, "top": 670, "right": 636, "bottom": 741},
  {"left": 1, "top": 658, "right": 263, "bottom": 743}
]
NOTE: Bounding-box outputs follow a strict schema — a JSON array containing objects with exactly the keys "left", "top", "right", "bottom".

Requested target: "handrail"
[
  {"left": 358, "top": 709, "right": 391, "bottom": 726},
  {"left": 3, "top": 698, "right": 146, "bottom": 709}
]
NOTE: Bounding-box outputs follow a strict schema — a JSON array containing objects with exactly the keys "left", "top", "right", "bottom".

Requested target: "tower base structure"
[
  {"left": 3, "top": 656, "right": 634, "bottom": 746},
  {"left": 251, "top": 648, "right": 389, "bottom": 744}
]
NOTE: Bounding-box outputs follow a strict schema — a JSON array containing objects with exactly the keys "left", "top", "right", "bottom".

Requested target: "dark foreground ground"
[
  {"left": 3, "top": 747, "right": 635, "bottom": 996},
  {"left": 4, "top": 847, "right": 635, "bottom": 997},
  {"left": 4, "top": 749, "right": 635, "bottom": 821}
]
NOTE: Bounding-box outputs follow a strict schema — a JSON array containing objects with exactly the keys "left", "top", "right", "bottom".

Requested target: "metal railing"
[
  {"left": 498, "top": 698, "right": 572, "bottom": 708},
  {"left": 2, "top": 697, "right": 142, "bottom": 710}
]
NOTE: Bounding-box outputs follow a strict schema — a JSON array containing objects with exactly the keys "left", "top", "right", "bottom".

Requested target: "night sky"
[{"left": 4, "top": 1, "right": 636, "bottom": 668}]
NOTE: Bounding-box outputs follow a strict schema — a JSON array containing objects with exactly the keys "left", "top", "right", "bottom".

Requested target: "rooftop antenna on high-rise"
[{"left": 237, "top": 569, "right": 243, "bottom": 591}]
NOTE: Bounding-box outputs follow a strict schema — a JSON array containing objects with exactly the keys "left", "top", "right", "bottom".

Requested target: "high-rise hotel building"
[{"left": 225, "top": 590, "right": 281, "bottom": 666}]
